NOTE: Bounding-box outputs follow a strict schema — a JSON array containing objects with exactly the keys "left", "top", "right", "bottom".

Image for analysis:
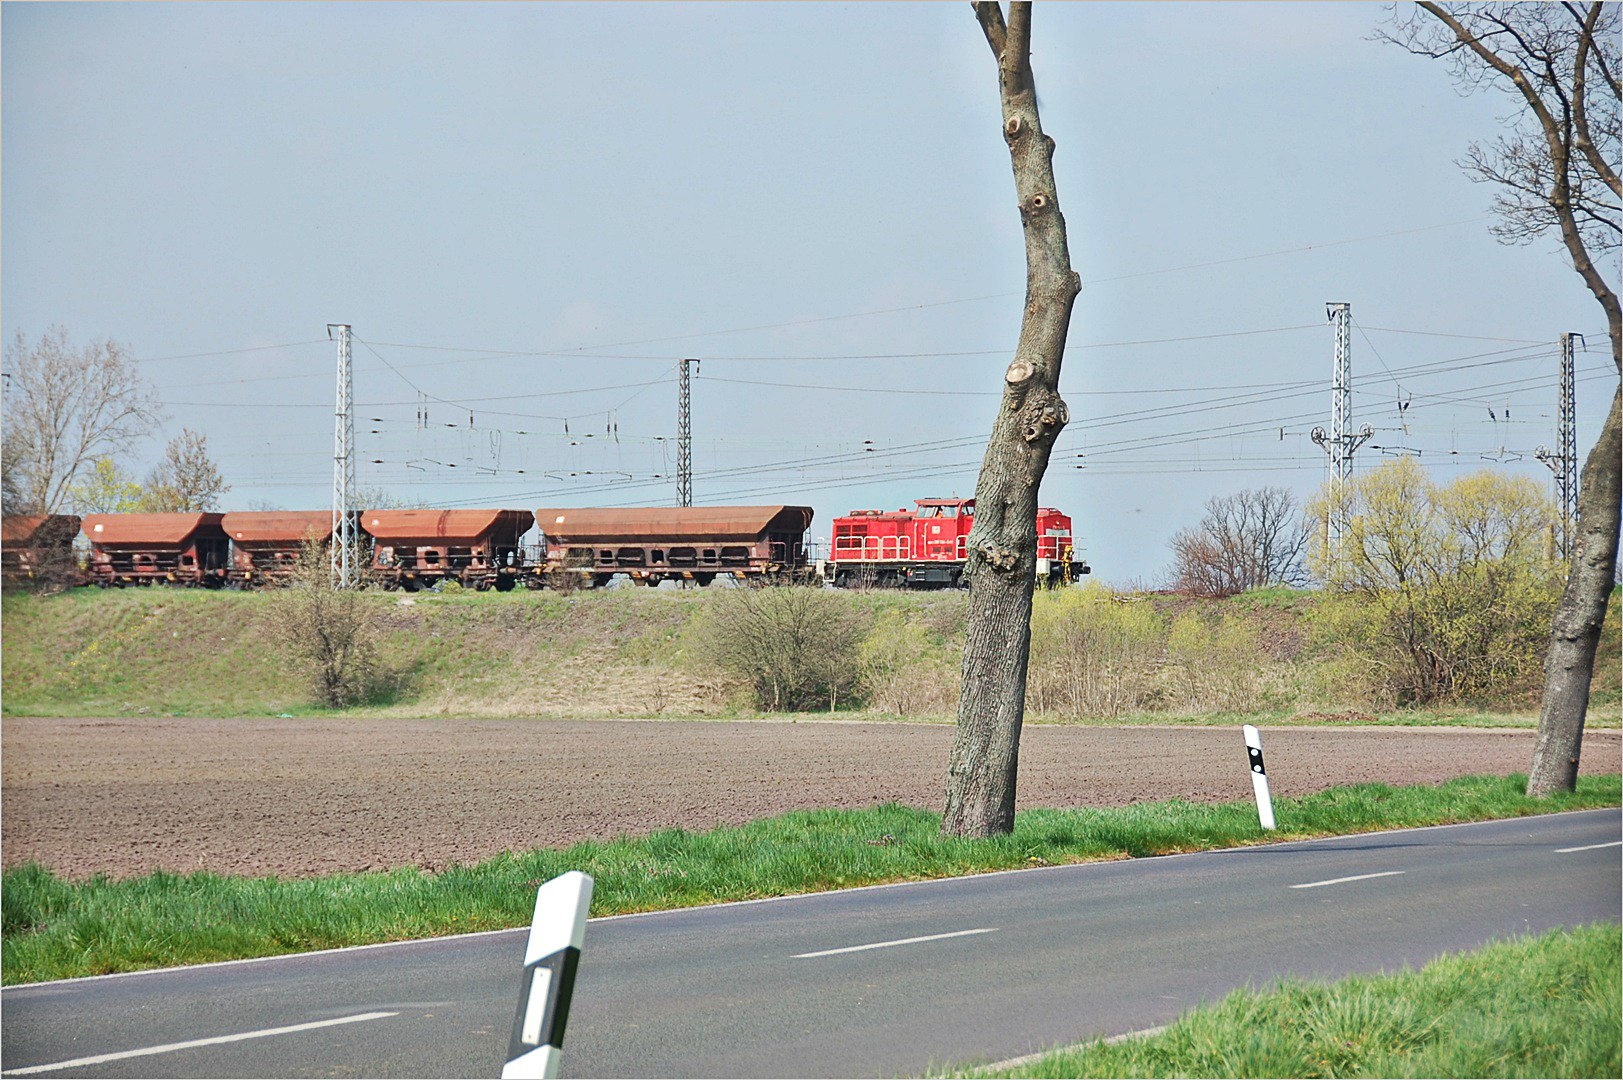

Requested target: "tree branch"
[
  {"left": 973, "top": 2, "right": 1006, "bottom": 60},
  {"left": 1569, "top": 1, "right": 1621, "bottom": 198},
  {"left": 1419, "top": 1, "right": 1620, "bottom": 367}
]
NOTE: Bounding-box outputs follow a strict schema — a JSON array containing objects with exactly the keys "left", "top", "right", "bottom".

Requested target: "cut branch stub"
[
  {"left": 1005, "top": 359, "right": 1035, "bottom": 384},
  {"left": 976, "top": 543, "right": 1021, "bottom": 574},
  {"left": 1005, "top": 116, "right": 1023, "bottom": 138},
  {"left": 1020, "top": 394, "right": 1068, "bottom": 443}
]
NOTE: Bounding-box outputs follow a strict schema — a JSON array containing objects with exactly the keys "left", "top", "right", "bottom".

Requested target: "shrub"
[
  {"left": 1027, "top": 582, "right": 1164, "bottom": 718},
  {"left": 1166, "top": 610, "right": 1270, "bottom": 713},
  {"left": 696, "top": 586, "right": 868, "bottom": 711},
  {"left": 859, "top": 607, "right": 958, "bottom": 717},
  {"left": 265, "top": 539, "right": 386, "bottom": 708}
]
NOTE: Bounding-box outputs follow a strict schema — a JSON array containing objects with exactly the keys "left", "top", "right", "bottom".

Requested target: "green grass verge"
[
  {"left": 947, "top": 922, "right": 1621, "bottom": 1079},
  {"left": 3, "top": 774, "right": 1617, "bottom": 986}
]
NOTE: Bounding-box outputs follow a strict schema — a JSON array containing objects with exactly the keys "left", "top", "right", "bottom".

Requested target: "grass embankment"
[
  {"left": 4, "top": 774, "right": 1616, "bottom": 986},
  {"left": 4, "top": 585, "right": 1618, "bottom": 724},
  {"left": 950, "top": 922, "right": 1621, "bottom": 1079}
]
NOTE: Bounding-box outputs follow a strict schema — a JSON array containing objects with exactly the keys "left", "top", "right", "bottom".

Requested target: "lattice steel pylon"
[
  {"left": 329, "top": 323, "right": 356, "bottom": 588},
  {"left": 1536, "top": 332, "right": 1582, "bottom": 559},
  {"left": 1310, "top": 302, "right": 1374, "bottom": 571},
  {"left": 677, "top": 358, "right": 698, "bottom": 507}
]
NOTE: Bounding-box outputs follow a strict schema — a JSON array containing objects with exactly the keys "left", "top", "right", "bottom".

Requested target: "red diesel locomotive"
[{"left": 820, "top": 497, "right": 1086, "bottom": 589}]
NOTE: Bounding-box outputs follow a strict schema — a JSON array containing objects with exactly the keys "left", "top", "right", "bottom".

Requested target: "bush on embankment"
[{"left": 1, "top": 581, "right": 1616, "bottom": 722}]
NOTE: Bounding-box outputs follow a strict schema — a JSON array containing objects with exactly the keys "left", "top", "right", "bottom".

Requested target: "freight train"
[{"left": 2, "top": 497, "right": 1087, "bottom": 590}]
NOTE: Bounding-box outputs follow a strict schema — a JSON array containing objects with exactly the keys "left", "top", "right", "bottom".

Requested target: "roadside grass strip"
[
  {"left": 3, "top": 773, "right": 1618, "bottom": 985},
  {"left": 947, "top": 922, "right": 1622, "bottom": 1079}
]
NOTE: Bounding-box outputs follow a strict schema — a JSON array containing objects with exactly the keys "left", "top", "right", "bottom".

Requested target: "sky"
[{"left": 3, "top": 1, "right": 1617, "bottom": 584}]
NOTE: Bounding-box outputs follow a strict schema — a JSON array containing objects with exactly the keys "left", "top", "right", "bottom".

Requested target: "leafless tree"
[
  {"left": 1168, "top": 487, "right": 1310, "bottom": 597},
  {"left": 1, "top": 327, "right": 163, "bottom": 515},
  {"left": 1382, "top": 3, "right": 1620, "bottom": 796},
  {"left": 141, "top": 428, "right": 228, "bottom": 512},
  {"left": 943, "top": 1, "right": 1081, "bottom": 838}
]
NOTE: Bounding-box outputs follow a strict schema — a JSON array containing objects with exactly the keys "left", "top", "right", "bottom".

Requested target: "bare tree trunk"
[
  {"left": 943, "top": 1, "right": 1080, "bottom": 838},
  {"left": 1528, "top": 383, "right": 1621, "bottom": 796},
  {"left": 1390, "top": 4, "right": 1620, "bottom": 797}
]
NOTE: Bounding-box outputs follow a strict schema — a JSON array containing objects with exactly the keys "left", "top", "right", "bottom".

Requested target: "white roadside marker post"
[
  {"left": 503, "top": 871, "right": 594, "bottom": 1080},
  {"left": 1243, "top": 724, "right": 1276, "bottom": 830}
]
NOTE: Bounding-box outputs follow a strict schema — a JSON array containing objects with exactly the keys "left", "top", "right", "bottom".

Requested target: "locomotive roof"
[
  {"left": 221, "top": 511, "right": 337, "bottom": 544},
  {"left": 81, "top": 513, "right": 226, "bottom": 545},
  {"left": 1, "top": 514, "right": 81, "bottom": 544},
  {"left": 360, "top": 508, "right": 534, "bottom": 541},
  {"left": 536, "top": 505, "right": 813, "bottom": 543}
]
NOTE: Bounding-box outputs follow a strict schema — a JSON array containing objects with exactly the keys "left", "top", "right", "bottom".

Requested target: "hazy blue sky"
[{"left": 4, "top": 1, "right": 1616, "bottom": 583}]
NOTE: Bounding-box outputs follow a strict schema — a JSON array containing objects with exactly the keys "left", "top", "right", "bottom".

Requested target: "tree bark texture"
[
  {"left": 943, "top": 1, "right": 1081, "bottom": 838},
  {"left": 1528, "top": 384, "right": 1621, "bottom": 796},
  {"left": 1405, "top": 3, "right": 1620, "bottom": 796}
]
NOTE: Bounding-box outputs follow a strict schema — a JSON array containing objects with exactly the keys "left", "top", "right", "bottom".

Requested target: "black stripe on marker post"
[
  {"left": 1243, "top": 724, "right": 1276, "bottom": 830},
  {"left": 507, "top": 946, "right": 582, "bottom": 1064}
]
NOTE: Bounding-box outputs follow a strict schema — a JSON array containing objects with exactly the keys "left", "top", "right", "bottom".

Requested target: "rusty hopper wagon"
[
  {"left": 222, "top": 510, "right": 351, "bottom": 586},
  {"left": 82, "top": 512, "right": 230, "bottom": 587},
  {"left": 536, "top": 505, "right": 814, "bottom": 587},
  {"left": 1, "top": 514, "right": 82, "bottom": 586},
  {"left": 362, "top": 508, "right": 533, "bottom": 591}
]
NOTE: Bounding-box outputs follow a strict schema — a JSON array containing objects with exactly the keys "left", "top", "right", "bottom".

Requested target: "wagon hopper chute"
[
  {"left": 535, "top": 505, "right": 814, "bottom": 587},
  {"left": 222, "top": 511, "right": 353, "bottom": 586},
  {"left": 361, "top": 509, "right": 533, "bottom": 591},
  {"left": 81, "top": 513, "right": 230, "bottom": 587},
  {"left": 1, "top": 514, "right": 83, "bottom": 586}
]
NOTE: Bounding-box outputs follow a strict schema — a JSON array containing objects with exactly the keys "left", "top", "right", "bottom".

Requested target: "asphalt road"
[{"left": 3, "top": 809, "right": 1618, "bottom": 1079}]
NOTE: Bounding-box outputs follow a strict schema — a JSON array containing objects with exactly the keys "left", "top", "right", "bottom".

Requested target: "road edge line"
[{"left": 5, "top": 807, "right": 1615, "bottom": 992}]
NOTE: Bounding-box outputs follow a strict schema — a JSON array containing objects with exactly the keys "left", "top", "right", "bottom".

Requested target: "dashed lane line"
[
  {"left": 1289, "top": 870, "right": 1406, "bottom": 890},
  {"left": 792, "top": 927, "right": 997, "bottom": 959},
  {"left": 0, "top": 1011, "right": 400, "bottom": 1076}
]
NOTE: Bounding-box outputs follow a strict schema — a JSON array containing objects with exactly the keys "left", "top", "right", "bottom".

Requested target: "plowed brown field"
[{"left": 3, "top": 717, "right": 1616, "bottom": 881}]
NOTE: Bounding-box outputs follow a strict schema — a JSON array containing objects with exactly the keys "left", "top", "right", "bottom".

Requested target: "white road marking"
[
  {"left": 1556, "top": 840, "right": 1622, "bottom": 853},
  {"left": 1289, "top": 870, "right": 1405, "bottom": 890},
  {"left": 792, "top": 927, "right": 997, "bottom": 958},
  {"left": 0, "top": 1011, "right": 399, "bottom": 1076}
]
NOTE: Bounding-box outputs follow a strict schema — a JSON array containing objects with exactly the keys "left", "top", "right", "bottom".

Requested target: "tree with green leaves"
[
  {"left": 1313, "top": 458, "right": 1562, "bottom": 706},
  {"left": 68, "top": 457, "right": 146, "bottom": 514}
]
